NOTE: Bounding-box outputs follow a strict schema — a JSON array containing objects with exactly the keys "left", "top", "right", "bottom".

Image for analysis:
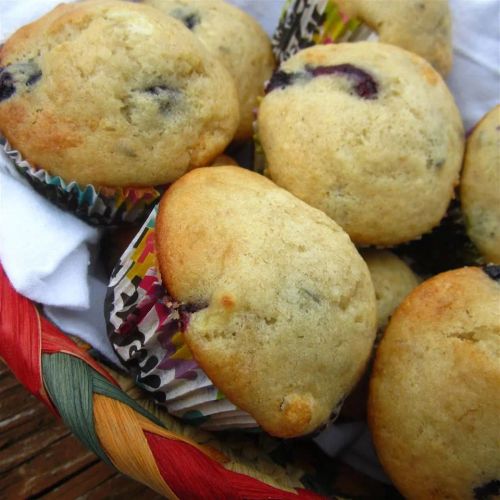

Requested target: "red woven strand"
[
  {"left": 1, "top": 264, "right": 323, "bottom": 498},
  {"left": 0, "top": 265, "right": 45, "bottom": 402},
  {"left": 144, "top": 431, "right": 324, "bottom": 499},
  {"left": 0, "top": 264, "right": 116, "bottom": 410}
]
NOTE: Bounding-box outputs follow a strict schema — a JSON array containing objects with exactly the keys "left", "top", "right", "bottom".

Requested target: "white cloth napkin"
[
  {"left": 448, "top": 0, "right": 500, "bottom": 130},
  {"left": 0, "top": 154, "right": 120, "bottom": 362},
  {"left": 0, "top": 0, "right": 498, "bottom": 486},
  {"left": 0, "top": 155, "right": 98, "bottom": 307}
]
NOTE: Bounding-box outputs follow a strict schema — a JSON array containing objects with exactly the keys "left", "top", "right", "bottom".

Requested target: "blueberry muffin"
[
  {"left": 0, "top": 0, "right": 239, "bottom": 187},
  {"left": 336, "top": 0, "right": 452, "bottom": 75},
  {"left": 461, "top": 105, "right": 500, "bottom": 264},
  {"left": 369, "top": 266, "right": 500, "bottom": 499},
  {"left": 109, "top": 166, "right": 377, "bottom": 437},
  {"left": 361, "top": 249, "right": 420, "bottom": 332},
  {"left": 258, "top": 42, "right": 464, "bottom": 246},
  {"left": 210, "top": 153, "right": 238, "bottom": 166},
  {"left": 142, "top": 0, "right": 274, "bottom": 141},
  {"left": 340, "top": 249, "right": 420, "bottom": 419}
]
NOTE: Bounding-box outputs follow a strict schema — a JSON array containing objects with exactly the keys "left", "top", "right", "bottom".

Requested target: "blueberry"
[
  {"left": 144, "top": 85, "right": 174, "bottom": 95},
  {"left": 265, "top": 63, "right": 378, "bottom": 100},
  {"left": 27, "top": 70, "right": 42, "bottom": 87},
  {"left": 482, "top": 265, "right": 500, "bottom": 282},
  {"left": 265, "top": 70, "right": 296, "bottom": 93},
  {"left": 182, "top": 12, "right": 200, "bottom": 30},
  {"left": 473, "top": 479, "right": 500, "bottom": 500},
  {"left": 305, "top": 63, "right": 378, "bottom": 99},
  {"left": 142, "top": 85, "right": 181, "bottom": 114},
  {"left": 181, "top": 301, "right": 209, "bottom": 314},
  {"left": 0, "top": 69, "right": 15, "bottom": 101},
  {"left": 170, "top": 8, "right": 201, "bottom": 30},
  {"left": 0, "top": 61, "right": 42, "bottom": 102}
]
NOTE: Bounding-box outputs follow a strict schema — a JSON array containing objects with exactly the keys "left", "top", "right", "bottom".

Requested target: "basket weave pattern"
[{"left": 0, "top": 265, "right": 327, "bottom": 499}]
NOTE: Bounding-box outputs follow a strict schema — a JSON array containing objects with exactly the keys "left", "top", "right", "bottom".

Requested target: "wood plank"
[
  {"left": 0, "top": 408, "right": 55, "bottom": 450},
  {"left": 0, "top": 367, "right": 58, "bottom": 451},
  {"left": 0, "top": 381, "right": 36, "bottom": 415},
  {"left": 78, "top": 473, "right": 165, "bottom": 500},
  {"left": 0, "top": 387, "right": 42, "bottom": 434},
  {"left": 0, "top": 420, "right": 70, "bottom": 474},
  {"left": 0, "top": 373, "right": 18, "bottom": 396},
  {"left": 0, "top": 362, "right": 161, "bottom": 498},
  {"left": 40, "top": 461, "right": 117, "bottom": 500},
  {"left": 0, "top": 434, "right": 98, "bottom": 498},
  {"left": 0, "top": 361, "right": 10, "bottom": 378}
]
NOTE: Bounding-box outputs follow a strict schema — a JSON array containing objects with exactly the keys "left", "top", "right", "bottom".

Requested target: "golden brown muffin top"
[{"left": 156, "top": 166, "right": 377, "bottom": 437}]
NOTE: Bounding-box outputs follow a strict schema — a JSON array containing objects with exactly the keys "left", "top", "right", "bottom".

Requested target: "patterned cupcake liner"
[
  {"left": 106, "top": 205, "right": 258, "bottom": 431},
  {"left": 272, "top": 0, "right": 378, "bottom": 64},
  {"left": 1, "top": 137, "right": 164, "bottom": 226}
]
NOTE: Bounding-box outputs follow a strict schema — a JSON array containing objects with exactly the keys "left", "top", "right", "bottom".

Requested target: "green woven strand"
[
  {"left": 42, "top": 353, "right": 114, "bottom": 466},
  {"left": 42, "top": 352, "right": 167, "bottom": 467},
  {"left": 92, "top": 373, "right": 164, "bottom": 428}
]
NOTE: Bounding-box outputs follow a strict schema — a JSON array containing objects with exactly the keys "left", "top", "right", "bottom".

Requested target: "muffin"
[
  {"left": 107, "top": 166, "right": 377, "bottom": 437},
  {"left": 369, "top": 266, "right": 500, "bottom": 499},
  {"left": 340, "top": 249, "right": 420, "bottom": 420},
  {"left": 0, "top": 0, "right": 239, "bottom": 224},
  {"left": 142, "top": 0, "right": 275, "bottom": 141},
  {"left": 272, "top": 0, "right": 452, "bottom": 76},
  {"left": 258, "top": 42, "right": 464, "bottom": 246},
  {"left": 461, "top": 105, "right": 500, "bottom": 264},
  {"left": 210, "top": 153, "right": 238, "bottom": 166},
  {"left": 335, "top": 0, "right": 452, "bottom": 75},
  {"left": 361, "top": 249, "right": 420, "bottom": 332}
]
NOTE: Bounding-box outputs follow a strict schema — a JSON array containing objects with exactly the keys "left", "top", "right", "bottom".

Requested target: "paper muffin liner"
[
  {"left": 272, "top": 0, "right": 378, "bottom": 64},
  {"left": 105, "top": 205, "right": 258, "bottom": 431},
  {"left": 1, "top": 137, "right": 164, "bottom": 226}
]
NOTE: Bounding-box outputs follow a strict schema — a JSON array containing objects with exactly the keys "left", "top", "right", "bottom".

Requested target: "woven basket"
[{"left": 0, "top": 264, "right": 395, "bottom": 499}]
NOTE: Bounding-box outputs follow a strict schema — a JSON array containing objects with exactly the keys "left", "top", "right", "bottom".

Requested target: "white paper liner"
[{"left": 106, "top": 206, "right": 258, "bottom": 430}]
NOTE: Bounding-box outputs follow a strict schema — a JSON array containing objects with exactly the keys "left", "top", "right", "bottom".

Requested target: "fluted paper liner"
[
  {"left": 272, "top": 0, "right": 377, "bottom": 64},
  {"left": 106, "top": 205, "right": 258, "bottom": 431},
  {"left": 1, "top": 137, "right": 164, "bottom": 226}
]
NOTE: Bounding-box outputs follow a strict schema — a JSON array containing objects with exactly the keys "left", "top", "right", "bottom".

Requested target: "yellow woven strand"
[
  {"left": 133, "top": 398, "right": 303, "bottom": 493},
  {"left": 135, "top": 412, "right": 228, "bottom": 463},
  {"left": 93, "top": 394, "right": 179, "bottom": 499},
  {"left": 97, "top": 365, "right": 304, "bottom": 493}
]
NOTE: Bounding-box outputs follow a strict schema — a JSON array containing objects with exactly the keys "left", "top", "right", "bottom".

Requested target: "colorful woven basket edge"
[{"left": 0, "top": 264, "right": 330, "bottom": 499}]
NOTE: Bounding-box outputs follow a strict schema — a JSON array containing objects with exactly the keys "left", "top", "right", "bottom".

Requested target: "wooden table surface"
[{"left": 0, "top": 360, "right": 162, "bottom": 499}]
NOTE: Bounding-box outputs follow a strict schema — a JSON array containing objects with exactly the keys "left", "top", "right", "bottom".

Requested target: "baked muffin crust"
[
  {"left": 258, "top": 42, "right": 464, "bottom": 246},
  {"left": 0, "top": 0, "right": 239, "bottom": 187},
  {"left": 156, "top": 166, "right": 377, "bottom": 437},
  {"left": 369, "top": 266, "right": 500, "bottom": 499}
]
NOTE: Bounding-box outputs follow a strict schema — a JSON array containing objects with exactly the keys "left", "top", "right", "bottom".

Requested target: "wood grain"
[{"left": 0, "top": 361, "right": 163, "bottom": 499}]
